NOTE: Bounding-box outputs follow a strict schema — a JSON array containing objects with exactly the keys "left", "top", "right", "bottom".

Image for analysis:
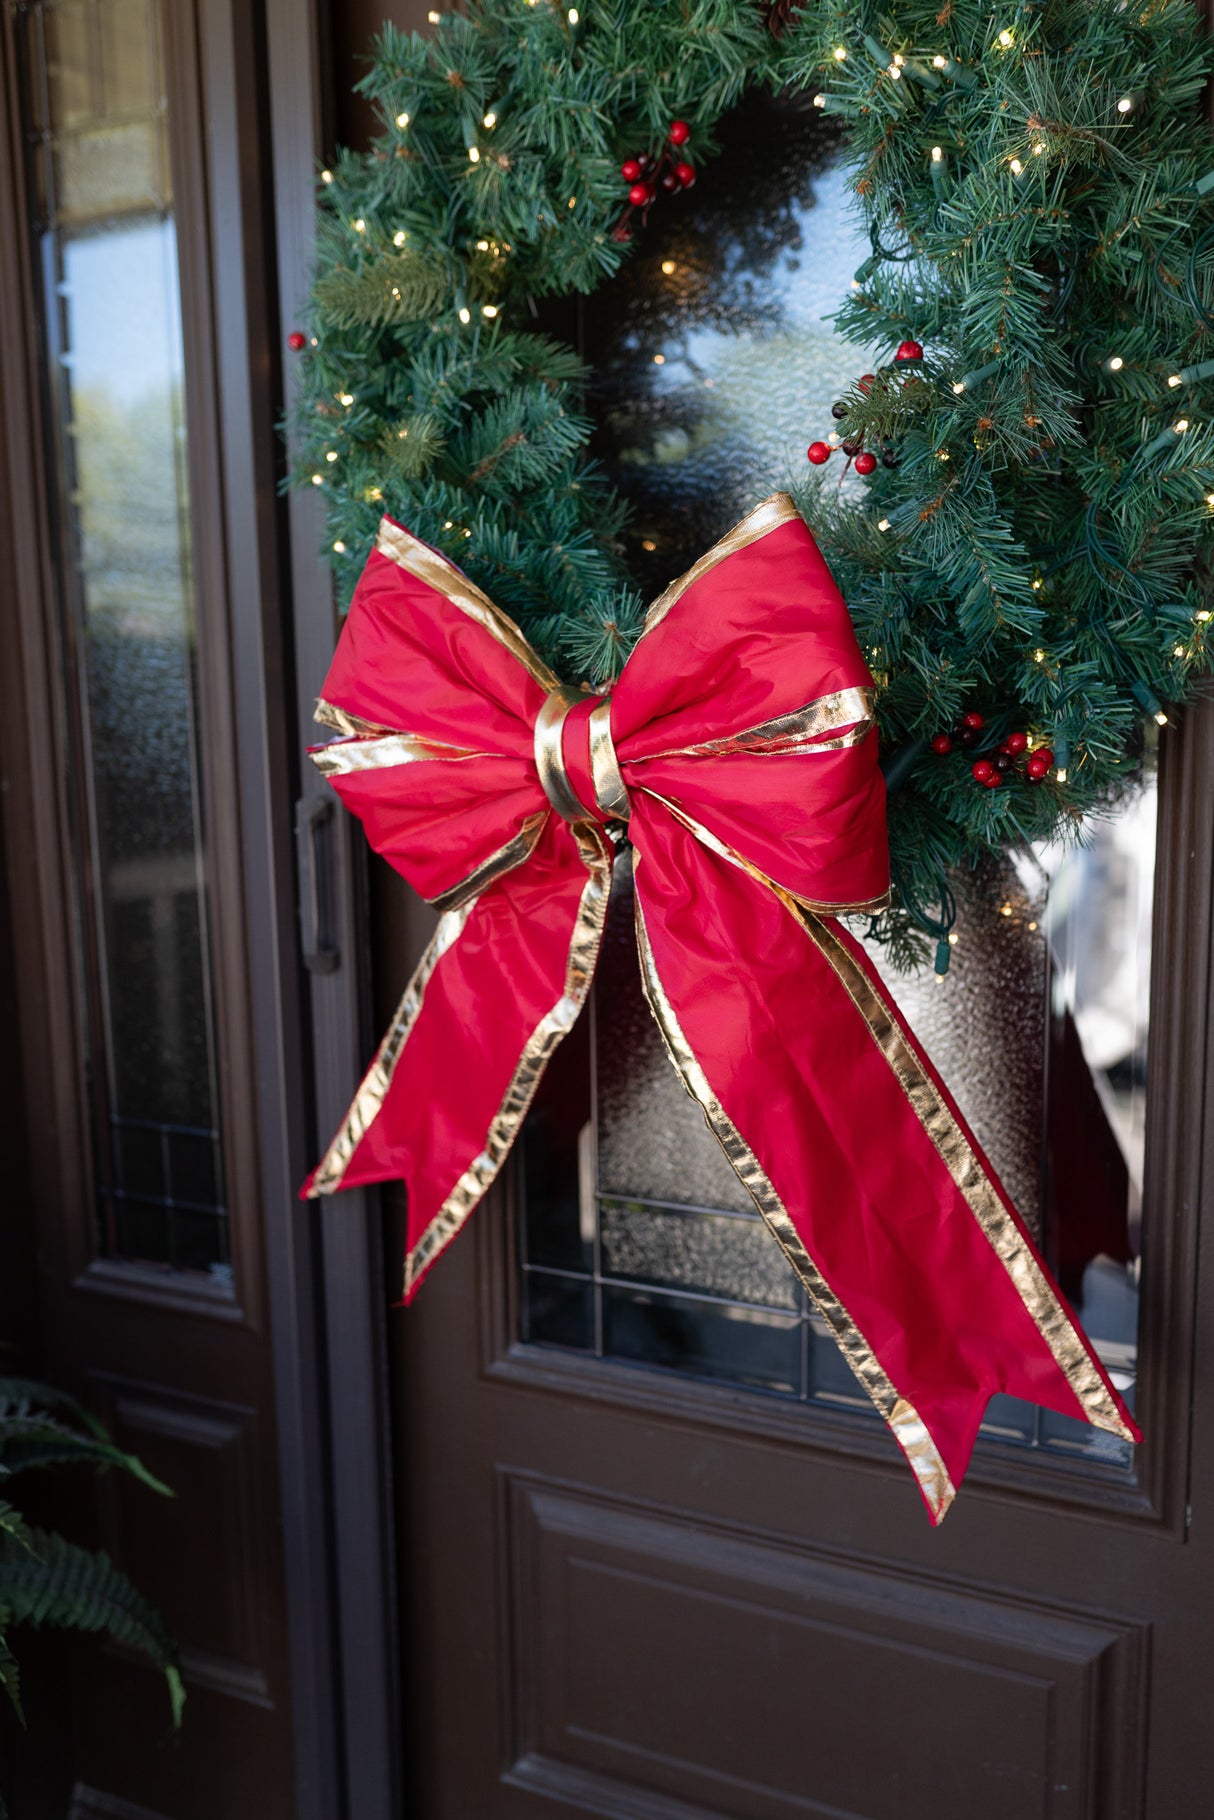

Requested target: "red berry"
[
  {"left": 930, "top": 733, "right": 953, "bottom": 755},
  {"left": 895, "top": 339, "right": 924, "bottom": 361},
  {"left": 807, "top": 441, "right": 832, "bottom": 465},
  {"left": 971, "top": 759, "right": 995, "bottom": 783},
  {"left": 669, "top": 120, "right": 691, "bottom": 146},
  {"left": 673, "top": 161, "right": 696, "bottom": 188},
  {"left": 961, "top": 710, "right": 985, "bottom": 730},
  {"left": 628, "top": 181, "right": 652, "bottom": 207},
  {"left": 998, "top": 740, "right": 1012, "bottom": 755},
  {"left": 287, "top": 330, "right": 307, "bottom": 351},
  {"left": 1006, "top": 730, "right": 1029, "bottom": 754},
  {"left": 611, "top": 224, "right": 632, "bottom": 243},
  {"left": 660, "top": 171, "right": 678, "bottom": 192},
  {"left": 1026, "top": 755, "right": 1050, "bottom": 780},
  {"left": 857, "top": 372, "right": 876, "bottom": 393},
  {"left": 854, "top": 451, "right": 877, "bottom": 475},
  {"left": 621, "top": 158, "right": 642, "bottom": 182},
  {"left": 984, "top": 772, "right": 1004, "bottom": 788},
  {"left": 1032, "top": 748, "right": 1054, "bottom": 769}
]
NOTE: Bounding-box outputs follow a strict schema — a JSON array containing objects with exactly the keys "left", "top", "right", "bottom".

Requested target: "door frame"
[{"left": 0, "top": 0, "right": 401, "bottom": 1813}]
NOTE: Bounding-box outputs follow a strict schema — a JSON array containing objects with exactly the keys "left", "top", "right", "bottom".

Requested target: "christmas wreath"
[{"left": 291, "top": 0, "right": 1214, "bottom": 966}]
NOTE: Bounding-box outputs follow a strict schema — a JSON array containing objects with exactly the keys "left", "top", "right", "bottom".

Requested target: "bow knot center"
[{"left": 534, "top": 685, "right": 629, "bottom": 824}]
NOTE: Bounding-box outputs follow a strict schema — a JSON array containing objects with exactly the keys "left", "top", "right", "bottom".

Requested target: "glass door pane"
[
  {"left": 516, "top": 87, "right": 1152, "bottom": 1471},
  {"left": 18, "top": 0, "right": 228, "bottom": 1278}
]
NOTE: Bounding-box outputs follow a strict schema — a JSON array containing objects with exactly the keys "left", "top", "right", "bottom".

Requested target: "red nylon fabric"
[{"left": 302, "top": 506, "right": 1139, "bottom": 1519}]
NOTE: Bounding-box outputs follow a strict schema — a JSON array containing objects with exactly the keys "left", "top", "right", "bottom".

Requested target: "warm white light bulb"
[
  {"left": 1174, "top": 644, "right": 1187, "bottom": 657},
  {"left": 998, "top": 28, "right": 1013, "bottom": 47},
  {"left": 1155, "top": 710, "right": 1169, "bottom": 726},
  {"left": 333, "top": 540, "right": 346, "bottom": 553},
  {"left": 1198, "top": 609, "right": 1213, "bottom": 621},
  {"left": 1033, "top": 648, "right": 1046, "bottom": 663},
  {"left": 1033, "top": 141, "right": 1046, "bottom": 155},
  {"left": 353, "top": 217, "right": 366, "bottom": 232},
  {"left": 893, "top": 54, "right": 905, "bottom": 66},
  {"left": 661, "top": 259, "right": 676, "bottom": 274},
  {"left": 482, "top": 303, "right": 498, "bottom": 317},
  {"left": 1117, "top": 96, "right": 1133, "bottom": 114},
  {"left": 568, "top": 6, "right": 579, "bottom": 20},
  {"left": 396, "top": 112, "right": 410, "bottom": 127},
  {"left": 458, "top": 307, "right": 471, "bottom": 323},
  {"left": 483, "top": 111, "right": 496, "bottom": 128},
  {"left": 321, "top": 169, "right": 333, "bottom": 184},
  {"left": 813, "top": 93, "right": 826, "bottom": 108},
  {"left": 1175, "top": 418, "right": 1191, "bottom": 432},
  {"left": 1009, "top": 158, "right": 1023, "bottom": 175},
  {"left": 1168, "top": 374, "right": 1183, "bottom": 387},
  {"left": 932, "top": 55, "right": 947, "bottom": 68},
  {"left": 428, "top": 9, "right": 440, "bottom": 20},
  {"left": 1056, "top": 768, "right": 1068, "bottom": 783},
  {"left": 311, "top": 473, "right": 323, "bottom": 486},
  {"left": 1107, "top": 356, "right": 1124, "bottom": 371},
  {"left": 931, "top": 145, "right": 943, "bottom": 162},
  {"left": 325, "top": 450, "right": 338, "bottom": 463},
  {"left": 476, "top": 239, "right": 489, "bottom": 251},
  {"left": 339, "top": 392, "right": 354, "bottom": 406},
  {"left": 393, "top": 229, "right": 407, "bottom": 247},
  {"left": 653, "top": 353, "right": 665, "bottom": 365},
  {"left": 833, "top": 45, "right": 847, "bottom": 60},
  {"left": 888, "top": 63, "right": 901, "bottom": 79},
  {"left": 468, "top": 146, "right": 480, "bottom": 162},
  {"left": 878, "top": 518, "right": 891, "bottom": 531},
  {"left": 952, "top": 380, "right": 966, "bottom": 394}
]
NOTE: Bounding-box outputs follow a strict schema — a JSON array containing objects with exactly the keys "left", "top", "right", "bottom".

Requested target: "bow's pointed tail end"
[{"left": 629, "top": 799, "right": 1139, "bottom": 1526}]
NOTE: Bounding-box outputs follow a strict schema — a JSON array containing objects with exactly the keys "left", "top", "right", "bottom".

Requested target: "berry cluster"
[
  {"left": 615, "top": 121, "right": 696, "bottom": 239},
  {"left": 807, "top": 342, "right": 923, "bottom": 477},
  {"left": 931, "top": 713, "right": 1056, "bottom": 789}
]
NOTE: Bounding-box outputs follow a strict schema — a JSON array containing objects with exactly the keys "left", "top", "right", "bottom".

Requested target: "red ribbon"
[{"left": 303, "top": 493, "right": 1138, "bottom": 1521}]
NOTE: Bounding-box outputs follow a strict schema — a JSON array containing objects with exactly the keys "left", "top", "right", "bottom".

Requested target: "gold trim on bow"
[
  {"left": 643, "top": 493, "right": 802, "bottom": 634},
  {"left": 429, "top": 811, "right": 550, "bottom": 915},
  {"left": 404, "top": 821, "right": 614, "bottom": 1296},
  {"left": 311, "top": 732, "right": 485, "bottom": 777},
  {"left": 796, "top": 910, "right": 1135, "bottom": 1443},
  {"left": 633, "top": 883, "right": 955, "bottom": 1523},
  {"left": 376, "top": 518, "right": 560, "bottom": 693},
  {"left": 640, "top": 788, "right": 891, "bottom": 918},
  {"left": 589, "top": 698, "right": 630, "bottom": 820},
  {"left": 534, "top": 685, "right": 595, "bottom": 822},
  {"left": 306, "top": 900, "right": 477, "bottom": 1197},
  {"left": 644, "top": 686, "right": 876, "bottom": 762},
  {"left": 315, "top": 699, "right": 400, "bottom": 738}
]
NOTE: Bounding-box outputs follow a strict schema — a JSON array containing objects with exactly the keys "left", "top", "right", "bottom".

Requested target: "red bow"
[{"left": 303, "top": 493, "right": 1138, "bottom": 1521}]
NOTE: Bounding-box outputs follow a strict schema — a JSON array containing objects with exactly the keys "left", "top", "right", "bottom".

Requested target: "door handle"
[{"left": 295, "top": 792, "right": 341, "bottom": 974}]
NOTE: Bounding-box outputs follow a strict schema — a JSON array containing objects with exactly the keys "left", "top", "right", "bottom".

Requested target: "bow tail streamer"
[
  {"left": 304, "top": 816, "right": 612, "bottom": 1299},
  {"left": 629, "top": 797, "right": 1139, "bottom": 1522}
]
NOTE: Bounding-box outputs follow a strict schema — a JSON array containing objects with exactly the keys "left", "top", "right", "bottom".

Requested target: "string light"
[
  {"left": 952, "top": 359, "right": 1001, "bottom": 394},
  {"left": 1107, "top": 355, "right": 1124, "bottom": 371},
  {"left": 458, "top": 306, "right": 471, "bottom": 323},
  {"left": 339, "top": 392, "right": 354, "bottom": 406},
  {"left": 932, "top": 54, "right": 947, "bottom": 67},
  {"left": 482, "top": 303, "right": 498, "bottom": 317},
  {"left": 1130, "top": 679, "right": 1169, "bottom": 725},
  {"left": 1033, "top": 648, "right": 1046, "bottom": 663},
  {"left": 1175, "top": 418, "right": 1190, "bottom": 432},
  {"left": 325, "top": 449, "right": 338, "bottom": 462},
  {"left": 333, "top": 540, "right": 346, "bottom": 553},
  {"left": 878, "top": 518, "right": 891, "bottom": 531},
  {"left": 1033, "top": 141, "right": 1046, "bottom": 155},
  {"left": 468, "top": 146, "right": 480, "bottom": 162},
  {"left": 1117, "top": 96, "right": 1134, "bottom": 114},
  {"left": 428, "top": 9, "right": 440, "bottom": 20},
  {"left": 1169, "top": 357, "right": 1214, "bottom": 386},
  {"left": 311, "top": 472, "right": 323, "bottom": 485},
  {"left": 568, "top": 196, "right": 577, "bottom": 207},
  {"left": 483, "top": 111, "right": 497, "bottom": 128},
  {"left": 998, "top": 29, "right": 1014, "bottom": 47},
  {"left": 353, "top": 218, "right": 366, "bottom": 232},
  {"left": 661, "top": 259, "right": 676, "bottom": 274},
  {"left": 930, "top": 144, "right": 949, "bottom": 200},
  {"left": 1174, "top": 644, "right": 1187, "bottom": 657},
  {"left": 321, "top": 169, "right": 333, "bottom": 184},
  {"left": 476, "top": 239, "right": 490, "bottom": 251},
  {"left": 568, "top": 6, "right": 579, "bottom": 20},
  {"left": 833, "top": 45, "right": 847, "bottom": 60},
  {"left": 642, "top": 538, "right": 657, "bottom": 551},
  {"left": 396, "top": 112, "right": 410, "bottom": 127},
  {"left": 653, "top": 353, "right": 665, "bottom": 364},
  {"left": 1009, "top": 157, "right": 1024, "bottom": 176}
]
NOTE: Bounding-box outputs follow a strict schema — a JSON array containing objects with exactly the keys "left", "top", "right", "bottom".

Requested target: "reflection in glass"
[
  {"left": 518, "top": 88, "right": 1152, "bottom": 1469},
  {"left": 19, "top": 1, "right": 228, "bottom": 1276}
]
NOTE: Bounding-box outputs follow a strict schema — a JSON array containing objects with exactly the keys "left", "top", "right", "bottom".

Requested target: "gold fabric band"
[
  {"left": 311, "top": 732, "right": 484, "bottom": 778},
  {"left": 633, "top": 882, "right": 955, "bottom": 1523},
  {"left": 646, "top": 686, "right": 876, "bottom": 762},
  {"left": 429, "top": 811, "right": 549, "bottom": 914},
  {"left": 534, "top": 684, "right": 595, "bottom": 823},
  {"left": 588, "top": 698, "right": 629, "bottom": 821}
]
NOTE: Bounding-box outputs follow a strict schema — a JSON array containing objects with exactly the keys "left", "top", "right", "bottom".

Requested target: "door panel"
[{"left": 394, "top": 82, "right": 1213, "bottom": 1820}]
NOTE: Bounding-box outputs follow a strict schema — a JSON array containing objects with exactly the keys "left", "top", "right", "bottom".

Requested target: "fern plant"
[{"left": 0, "top": 1375, "right": 184, "bottom": 1814}]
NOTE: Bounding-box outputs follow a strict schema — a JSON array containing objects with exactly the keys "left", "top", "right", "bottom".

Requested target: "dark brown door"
[
  {"left": 0, "top": 2, "right": 307, "bottom": 1814},
  {"left": 391, "top": 89, "right": 1214, "bottom": 1820}
]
